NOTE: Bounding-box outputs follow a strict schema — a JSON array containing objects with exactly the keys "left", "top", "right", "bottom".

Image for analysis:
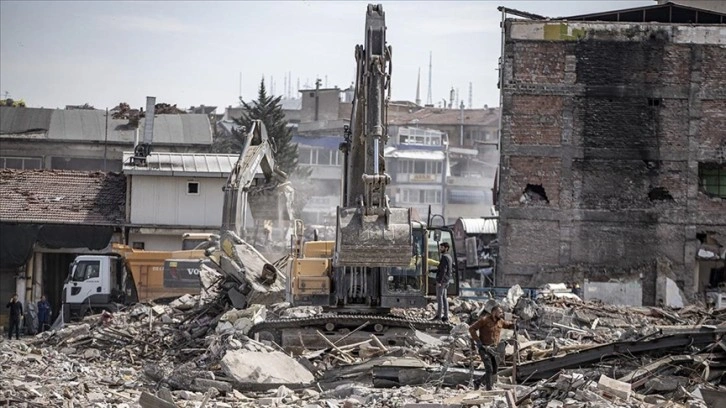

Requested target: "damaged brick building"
[{"left": 496, "top": 2, "right": 726, "bottom": 305}]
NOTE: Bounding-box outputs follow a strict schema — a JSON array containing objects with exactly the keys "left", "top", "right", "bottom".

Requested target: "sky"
[{"left": 1, "top": 1, "right": 654, "bottom": 113}]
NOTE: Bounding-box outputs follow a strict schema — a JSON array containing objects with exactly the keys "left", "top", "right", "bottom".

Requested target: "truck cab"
[{"left": 62, "top": 254, "right": 138, "bottom": 322}]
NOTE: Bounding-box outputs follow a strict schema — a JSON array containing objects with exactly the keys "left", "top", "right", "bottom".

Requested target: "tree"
[
  {"left": 237, "top": 78, "right": 299, "bottom": 175},
  {"left": 210, "top": 78, "right": 312, "bottom": 219}
]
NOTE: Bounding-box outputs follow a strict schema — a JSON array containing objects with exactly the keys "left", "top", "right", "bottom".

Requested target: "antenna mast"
[
  {"left": 426, "top": 51, "right": 433, "bottom": 106},
  {"left": 415, "top": 68, "right": 421, "bottom": 106}
]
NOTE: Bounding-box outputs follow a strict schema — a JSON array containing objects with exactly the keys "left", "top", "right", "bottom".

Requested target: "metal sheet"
[{"left": 515, "top": 328, "right": 726, "bottom": 382}]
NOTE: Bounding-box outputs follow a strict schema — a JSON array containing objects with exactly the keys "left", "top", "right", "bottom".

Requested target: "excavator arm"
[
  {"left": 221, "top": 120, "right": 294, "bottom": 239},
  {"left": 335, "top": 4, "right": 413, "bottom": 268}
]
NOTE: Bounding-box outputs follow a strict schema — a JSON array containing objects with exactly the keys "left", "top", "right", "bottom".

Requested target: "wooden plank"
[
  {"left": 316, "top": 330, "right": 354, "bottom": 363},
  {"left": 370, "top": 334, "right": 389, "bottom": 351},
  {"left": 506, "top": 390, "right": 517, "bottom": 408},
  {"left": 333, "top": 321, "right": 370, "bottom": 345}
]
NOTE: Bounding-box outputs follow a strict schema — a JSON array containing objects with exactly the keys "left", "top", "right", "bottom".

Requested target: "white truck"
[{"left": 62, "top": 245, "right": 205, "bottom": 322}]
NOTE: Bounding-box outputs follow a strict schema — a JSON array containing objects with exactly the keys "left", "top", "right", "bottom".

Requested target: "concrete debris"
[
  {"left": 221, "top": 350, "right": 315, "bottom": 385},
  {"left": 2, "top": 280, "right": 726, "bottom": 407}
]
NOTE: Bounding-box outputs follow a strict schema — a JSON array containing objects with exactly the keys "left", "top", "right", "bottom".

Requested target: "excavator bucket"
[
  {"left": 247, "top": 181, "right": 294, "bottom": 222},
  {"left": 334, "top": 206, "right": 413, "bottom": 267}
]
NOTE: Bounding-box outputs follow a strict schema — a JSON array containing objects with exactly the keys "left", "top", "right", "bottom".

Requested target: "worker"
[
  {"left": 469, "top": 305, "right": 516, "bottom": 390},
  {"left": 572, "top": 282, "right": 582, "bottom": 298},
  {"left": 37, "top": 295, "right": 51, "bottom": 333},
  {"left": 6, "top": 293, "right": 23, "bottom": 340},
  {"left": 432, "top": 242, "right": 452, "bottom": 322}
]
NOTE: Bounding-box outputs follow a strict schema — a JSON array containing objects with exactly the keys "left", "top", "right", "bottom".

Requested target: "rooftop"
[
  {"left": 122, "top": 152, "right": 238, "bottom": 177},
  {"left": 389, "top": 106, "right": 500, "bottom": 127},
  {"left": 0, "top": 169, "right": 126, "bottom": 225},
  {"left": 0, "top": 106, "right": 213, "bottom": 146}
]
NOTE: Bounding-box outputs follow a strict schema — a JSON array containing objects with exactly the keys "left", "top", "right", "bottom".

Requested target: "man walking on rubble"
[
  {"left": 6, "top": 293, "right": 23, "bottom": 340},
  {"left": 469, "top": 305, "right": 516, "bottom": 390},
  {"left": 432, "top": 242, "right": 452, "bottom": 322}
]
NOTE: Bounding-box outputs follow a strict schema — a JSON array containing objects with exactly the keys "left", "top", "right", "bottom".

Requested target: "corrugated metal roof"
[
  {"left": 561, "top": 3, "right": 726, "bottom": 22},
  {"left": 456, "top": 218, "right": 498, "bottom": 235},
  {"left": 122, "top": 152, "right": 238, "bottom": 177},
  {"left": 0, "top": 106, "right": 53, "bottom": 134},
  {"left": 0, "top": 169, "right": 126, "bottom": 225},
  {"left": 1, "top": 106, "right": 213, "bottom": 145}
]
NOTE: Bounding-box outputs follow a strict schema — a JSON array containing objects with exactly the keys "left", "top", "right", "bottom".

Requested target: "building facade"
[
  {"left": 496, "top": 4, "right": 726, "bottom": 304},
  {"left": 122, "top": 152, "right": 239, "bottom": 250}
]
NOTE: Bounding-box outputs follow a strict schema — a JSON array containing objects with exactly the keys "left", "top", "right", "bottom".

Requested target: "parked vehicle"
[{"left": 61, "top": 244, "right": 205, "bottom": 322}]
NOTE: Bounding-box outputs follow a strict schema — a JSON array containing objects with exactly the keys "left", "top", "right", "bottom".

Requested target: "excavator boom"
[
  {"left": 221, "top": 120, "right": 294, "bottom": 239},
  {"left": 335, "top": 4, "right": 412, "bottom": 267}
]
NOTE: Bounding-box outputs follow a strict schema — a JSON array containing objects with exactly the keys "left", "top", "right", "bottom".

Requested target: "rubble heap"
[{"left": 2, "top": 258, "right": 725, "bottom": 408}]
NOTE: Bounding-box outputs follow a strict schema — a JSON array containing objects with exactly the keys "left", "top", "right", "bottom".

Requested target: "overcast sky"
[{"left": 1, "top": 1, "right": 653, "bottom": 112}]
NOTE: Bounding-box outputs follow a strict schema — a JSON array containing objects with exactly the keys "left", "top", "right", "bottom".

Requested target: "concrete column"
[{"left": 33, "top": 252, "right": 43, "bottom": 300}]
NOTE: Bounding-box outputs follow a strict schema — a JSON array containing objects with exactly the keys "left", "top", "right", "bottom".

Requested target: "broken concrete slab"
[
  {"left": 139, "top": 391, "right": 177, "bottom": 408},
  {"left": 220, "top": 350, "right": 314, "bottom": 385},
  {"left": 597, "top": 374, "right": 631, "bottom": 401}
]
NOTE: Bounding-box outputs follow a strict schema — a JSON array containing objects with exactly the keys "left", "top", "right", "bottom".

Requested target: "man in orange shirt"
[{"left": 468, "top": 305, "right": 516, "bottom": 390}]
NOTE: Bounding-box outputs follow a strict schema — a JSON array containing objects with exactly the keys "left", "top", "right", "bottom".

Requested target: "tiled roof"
[
  {"left": 389, "top": 107, "right": 500, "bottom": 127},
  {"left": 0, "top": 169, "right": 126, "bottom": 225}
]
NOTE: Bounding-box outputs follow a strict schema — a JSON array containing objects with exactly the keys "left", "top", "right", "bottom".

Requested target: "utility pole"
[
  {"left": 103, "top": 108, "right": 109, "bottom": 171},
  {"left": 314, "top": 78, "right": 321, "bottom": 121}
]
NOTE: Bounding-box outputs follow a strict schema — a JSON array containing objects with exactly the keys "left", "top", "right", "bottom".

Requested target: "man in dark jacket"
[
  {"left": 37, "top": 295, "right": 51, "bottom": 333},
  {"left": 6, "top": 293, "right": 23, "bottom": 340},
  {"left": 433, "top": 242, "right": 452, "bottom": 322}
]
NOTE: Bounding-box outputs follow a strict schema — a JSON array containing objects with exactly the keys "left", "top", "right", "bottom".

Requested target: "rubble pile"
[{"left": 3, "top": 257, "right": 725, "bottom": 408}]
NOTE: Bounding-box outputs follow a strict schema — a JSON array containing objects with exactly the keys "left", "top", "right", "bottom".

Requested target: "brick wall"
[
  {"left": 497, "top": 21, "right": 726, "bottom": 303},
  {"left": 504, "top": 156, "right": 561, "bottom": 208},
  {"left": 700, "top": 100, "right": 726, "bottom": 151},
  {"left": 509, "top": 95, "right": 563, "bottom": 145}
]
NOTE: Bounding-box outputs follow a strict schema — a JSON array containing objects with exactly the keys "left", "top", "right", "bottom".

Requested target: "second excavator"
[{"left": 250, "top": 4, "right": 458, "bottom": 348}]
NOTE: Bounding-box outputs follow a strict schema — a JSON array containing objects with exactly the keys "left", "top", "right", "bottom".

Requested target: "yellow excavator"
[{"left": 250, "top": 4, "right": 458, "bottom": 348}]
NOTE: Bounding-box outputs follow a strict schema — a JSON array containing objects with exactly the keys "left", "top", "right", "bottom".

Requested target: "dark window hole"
[
  {"left": 648, "top": 187, "right": 673, "bottom": 201},
  {"left": 521, "top": 184, "right": 549, "bottom": 204}
]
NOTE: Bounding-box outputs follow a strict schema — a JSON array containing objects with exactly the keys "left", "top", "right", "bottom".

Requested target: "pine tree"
[{"left": 235, "top": 78, "right": 299, "bottom": 175}]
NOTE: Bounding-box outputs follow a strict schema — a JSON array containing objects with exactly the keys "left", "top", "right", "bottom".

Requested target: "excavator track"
[{"left": 249, "top": 313, "right": 453, "bottom": 349}]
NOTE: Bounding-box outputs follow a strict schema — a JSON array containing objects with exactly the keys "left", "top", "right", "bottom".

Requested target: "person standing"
[
  {"left": 37, "top": 295, "right": 52, "bottom": 333},
  {"left": 6, "top": 293, "right": 23, "bottom": 340},
  {"left": 433, "top": 242, "right": 452, "bottom": 322},
  {"left": 469, "top": 305, "right": 516, "bottom": 390}
]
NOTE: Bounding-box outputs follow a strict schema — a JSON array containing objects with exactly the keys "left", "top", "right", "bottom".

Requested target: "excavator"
[{"left": 249, "top": 4, "right": 458, "bottom": 348}]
